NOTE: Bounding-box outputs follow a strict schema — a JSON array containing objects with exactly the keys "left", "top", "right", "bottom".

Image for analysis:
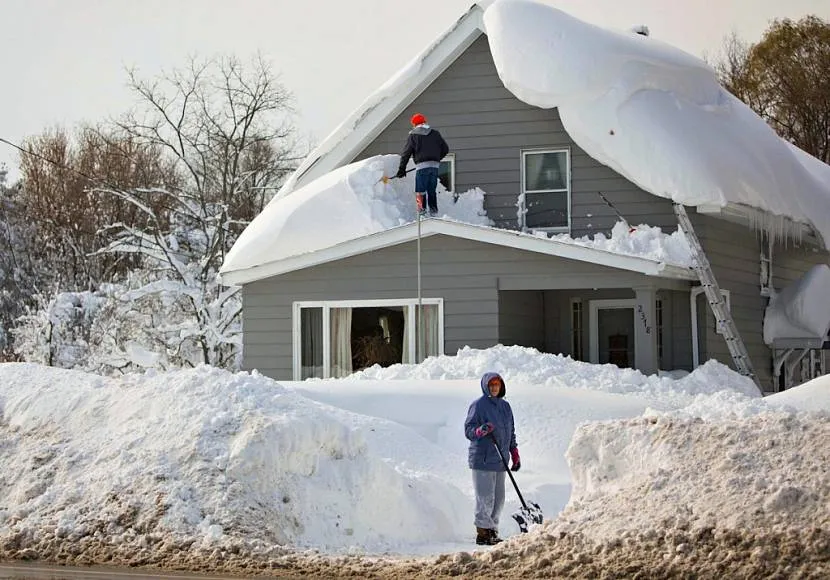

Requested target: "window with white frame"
[
  {"left": 438, "top": 153, "right": 455, "bottom": 192},
  {"left": 521, "top": 149, "right": 570, "bottom": 231},
  {"left": 293, "top": 299, "right": 444, "bottom": 380}
]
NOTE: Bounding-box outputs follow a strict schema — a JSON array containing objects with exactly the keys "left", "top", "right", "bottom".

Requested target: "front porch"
[{"left": 497, "top": 274, "right": 695, "bottom": 375}]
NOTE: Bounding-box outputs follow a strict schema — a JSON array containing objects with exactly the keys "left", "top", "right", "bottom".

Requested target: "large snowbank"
[
  {"left": 343, "top": 344, "right": 759, "bottom": 399},
  {"left": 558, "top": 410, "right": 830, "bottom": 541},
  {"left": 0, "top": 363, "right": 469, "bottom": 554},
  {"left": 2, "top": 347, "right": 828, "bottom": 576},
  {"left": 482, "top": 0, "right": 830, "bottom": 244}
]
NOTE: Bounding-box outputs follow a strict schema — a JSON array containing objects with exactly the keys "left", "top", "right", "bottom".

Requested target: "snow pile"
[
  {"left": 543, "top": 221, "right": 693, "bottom": 267},
  {"left": 0, "top": 363, "right": 469, "bottom": 554},
  {"left": 344, "top": 344, "right": 760, "bottom": 399},
  {"left": 482, "top": 0, "right": 830, "bottom": 244},
  {"left": 411, "top": 379, "right": 830, "bottom": 579},
  {"left": 2, "top": 347, "right": 829, "bottom": 576},
  {"left": 763, "top": 263, "right": 830, "bottom": 345},
  {"left": 556, "top": 410, "right": 830, "bottom": 540},
  {"left": 222, "top": 154, "right": 489, "bottom": 273}
]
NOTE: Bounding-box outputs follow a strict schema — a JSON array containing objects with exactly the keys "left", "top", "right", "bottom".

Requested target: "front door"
[{"left": 590, "top": 300, "right": 636, "bottom": 368}]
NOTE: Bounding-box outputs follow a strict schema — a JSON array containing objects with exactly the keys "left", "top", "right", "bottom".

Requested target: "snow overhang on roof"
[
  {"left": 275, "top": 0, "right": 830, "bottom": 249},
  {"left": 764, "top": 264, "right": 830, "bottom": 349},
  {"left": 220, "top": 219, "right": 696, "bottom": 286}
]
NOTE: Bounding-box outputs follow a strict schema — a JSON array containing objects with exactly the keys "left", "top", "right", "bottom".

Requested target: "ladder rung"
[{"left": 674, "top": 203, "right": 759, "bottom": 384}]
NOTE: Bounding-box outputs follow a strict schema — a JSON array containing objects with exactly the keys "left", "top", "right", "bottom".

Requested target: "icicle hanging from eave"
[{"left": 745, "top": 206, "right": 805, "bottom": 248}]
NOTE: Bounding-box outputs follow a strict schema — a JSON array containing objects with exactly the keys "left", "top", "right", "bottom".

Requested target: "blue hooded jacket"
[{"left": 464, "top": 372, "right": 517, "bottom": 471}]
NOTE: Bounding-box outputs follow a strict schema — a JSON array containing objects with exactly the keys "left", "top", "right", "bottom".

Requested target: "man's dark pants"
[{"left": 415, "top": 167, "right": 439, "bottom": 214}]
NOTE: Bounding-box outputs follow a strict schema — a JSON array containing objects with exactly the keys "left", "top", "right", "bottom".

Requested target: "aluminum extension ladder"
[{"left": 673, "top": 203, "right": 759, "bottom": 385}]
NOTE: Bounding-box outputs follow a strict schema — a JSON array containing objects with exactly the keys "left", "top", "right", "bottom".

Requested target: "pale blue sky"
[{"left": 2, "top": 0, "right": 829, "bottom": 178}]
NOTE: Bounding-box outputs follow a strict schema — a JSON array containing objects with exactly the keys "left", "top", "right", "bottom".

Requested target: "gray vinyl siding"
[
  {"left": 498, "top": 291, "right": 545, "bottom": 350},
  {"left": 543, "top": 292, "right": 562, "bottom": 355},
  {"left": 771, "top": 242, "right": 830, "bottom": 292},
  {"left": 694, "top": 216, "right": 771, "bottom": 389},
  {"left": 241, "top": 234, "right": 673, "bottom": 380},
  {"left": 354, "top": 33, "right": 678, "bottom": 238},
  {"left": 696, "top": 214, "right": 830, "bottom": 391}
]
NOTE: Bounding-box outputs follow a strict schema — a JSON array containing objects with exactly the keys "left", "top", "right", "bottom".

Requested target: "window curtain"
[
  {"left": 402, "top": 309, "right": 411, "bottom": 364},
  {"left": 330, "top": 307, "right": 353, "bottom": 378},
  {"left": 411, "top": 304, "right": 440, "bottom": 363},
  {"left": 300, "top": 308, "right": 323, "bottom": 379},
  {"left": 423, "top": 304, "right": 440, "bottom": 359}
]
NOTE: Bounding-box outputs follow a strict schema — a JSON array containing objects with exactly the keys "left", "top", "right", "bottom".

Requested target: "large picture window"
[
  {"left": 521, "top": 149, "right": 570, "bottom": 231},
  {"left": 293, "top": 299, "right": 444, "bottom": 379}
]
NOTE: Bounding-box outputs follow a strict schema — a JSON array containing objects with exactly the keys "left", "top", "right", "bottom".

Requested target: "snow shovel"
[
  {"left": 377, "top": 167, "right": 414, "bottom": 184},
  {"left": 491, "top": 435, "right": 543, "bottom": 533}
]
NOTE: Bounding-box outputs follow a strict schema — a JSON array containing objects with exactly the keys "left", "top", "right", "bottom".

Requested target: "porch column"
[{"left": 634, "top": 287, "right": 658, "bottom": 375}]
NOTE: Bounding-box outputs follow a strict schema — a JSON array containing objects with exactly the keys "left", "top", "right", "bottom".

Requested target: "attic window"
[
  {"left": 438, "top": 153, "right": 455, "bottom": 192},
  {"left": 521, "top": 149, "right": 571, "bottom": 231}
]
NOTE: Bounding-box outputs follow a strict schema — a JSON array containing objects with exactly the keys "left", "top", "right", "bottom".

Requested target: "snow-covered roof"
[
  {"left": 273, "top": 0, "right": 830, "bottom": 247},
  {"left": 220, "top": 154, "right": 695, "bottom": 284},
  {"left": 763, "top": 264, "right": 830, "bottom": 348},
  {"left": 221, "top": 216, "right": 696, "bottom": 285}
]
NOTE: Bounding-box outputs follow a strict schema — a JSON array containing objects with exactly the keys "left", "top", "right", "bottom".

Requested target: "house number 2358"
[{"left": 636, "top": 304, "right": 651, "bottom": 334}]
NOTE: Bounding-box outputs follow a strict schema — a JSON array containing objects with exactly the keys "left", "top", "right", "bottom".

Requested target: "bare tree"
[
  {"left": 711, "top": 16, "right": 830, "bottom": 163},
  {"left": 15, "top": 126, "right": 178, "bottom": 291},
  {"left": 97, "top": 55, "right": 301, "bottom": 368}
]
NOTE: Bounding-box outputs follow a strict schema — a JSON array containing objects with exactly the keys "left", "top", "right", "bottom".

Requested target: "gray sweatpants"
[{"left": 472, "top": 469, "right": 506, "bottom": 529}]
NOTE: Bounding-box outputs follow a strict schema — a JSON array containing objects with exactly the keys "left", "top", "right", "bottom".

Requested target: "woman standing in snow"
[{"left": 464, "top": 372, "right": 520, "bottom": 545}]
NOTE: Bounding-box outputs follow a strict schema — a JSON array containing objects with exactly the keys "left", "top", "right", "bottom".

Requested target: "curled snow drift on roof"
[
  {"left": 763, "top": 264, "right": 830, "bottom": 346},
  {"left": 220, "top": 155, "right": 490, "bottom": 274},
  {"left": 482, "top": 0, "right": 830, "bottom": 245}
]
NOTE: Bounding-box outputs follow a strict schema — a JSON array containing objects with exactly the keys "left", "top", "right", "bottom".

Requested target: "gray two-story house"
[{"left": 220, "top": 2, "right": 830, "bottom": 392}]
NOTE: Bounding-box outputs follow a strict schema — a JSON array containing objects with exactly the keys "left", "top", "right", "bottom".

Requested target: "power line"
[{"left": 0, "top": 135, "right": 128, "bottom": 193}]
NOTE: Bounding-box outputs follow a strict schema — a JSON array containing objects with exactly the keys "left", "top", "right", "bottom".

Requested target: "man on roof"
[{"left": 396, "top": 113, "right": 450, "bottom": 217}]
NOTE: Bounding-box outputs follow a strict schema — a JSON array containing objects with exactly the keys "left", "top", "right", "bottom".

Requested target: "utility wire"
[{"left": 0, "top": 137, "right": 104, "bottom": 189}]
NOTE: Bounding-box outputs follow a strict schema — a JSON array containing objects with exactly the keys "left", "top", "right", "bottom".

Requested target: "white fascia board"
[
  {"left": 286, "top": 8, "right": 486, "bottom": 193},
  {"left": 221, "top": 219, "right": 696, "bottom": 285},
  {"left": 219, "top": 223, "right": 431, "bottom": 286}
]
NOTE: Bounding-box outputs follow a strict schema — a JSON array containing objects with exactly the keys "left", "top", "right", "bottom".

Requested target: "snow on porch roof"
[
  {"left": 220, "top": 218, "right": 697, "bottom": 286},
  {"left": 764, "top": 264, "right": 830, "bottom": 349},
  {"left": 274, "top": 0, "right": 830, "bottom": 247}
]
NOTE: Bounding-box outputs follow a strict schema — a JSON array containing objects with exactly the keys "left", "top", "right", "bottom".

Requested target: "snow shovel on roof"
[
  {"left": 491, "top": 435, "right": 543, "bottom": 533},
  {"left": 377, "top": 167, "right": 415, "bottom": 185}
]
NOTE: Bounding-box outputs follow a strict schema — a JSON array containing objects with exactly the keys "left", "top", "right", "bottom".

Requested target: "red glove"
[
  {"left": 510, "top": 447, "right": 521, "bottom": 472},
  {"left": 474, "top": 422, "right": 494, "bottom": 438}
]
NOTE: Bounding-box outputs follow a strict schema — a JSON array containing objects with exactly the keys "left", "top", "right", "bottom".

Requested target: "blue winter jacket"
[{"left": 464, "top": 372, "right": 517, "bottom": 471}]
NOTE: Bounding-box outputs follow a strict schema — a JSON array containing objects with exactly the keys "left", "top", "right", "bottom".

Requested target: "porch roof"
[{"left": 220, "top": 218, "right": 697, "bottom": 286}]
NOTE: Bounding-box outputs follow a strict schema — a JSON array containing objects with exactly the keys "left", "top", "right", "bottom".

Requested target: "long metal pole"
[{"left": 416, "top": 208, "right": 423, "bottom": 362}]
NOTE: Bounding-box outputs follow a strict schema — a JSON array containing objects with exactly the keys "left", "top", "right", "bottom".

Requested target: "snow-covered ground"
[{"left": 2, "top": 345, "right": 828, "bottom": 578}]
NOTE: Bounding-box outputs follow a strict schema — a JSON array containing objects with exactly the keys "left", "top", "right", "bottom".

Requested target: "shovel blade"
[{"left": 511, "top": 501, "right": 544, "bottom": 533}]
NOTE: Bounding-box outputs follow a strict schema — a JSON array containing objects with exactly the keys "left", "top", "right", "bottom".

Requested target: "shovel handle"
[{"left": 490, "top": 434, "right": 530, "bottom": 511}]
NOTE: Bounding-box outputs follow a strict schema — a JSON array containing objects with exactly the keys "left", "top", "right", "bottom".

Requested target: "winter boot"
[
  {"left": 489, "top": 529, "right": 503, "bottom": 544},
  {"left": 475, "top": 527, "right": 496, "bottom": 545}
]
